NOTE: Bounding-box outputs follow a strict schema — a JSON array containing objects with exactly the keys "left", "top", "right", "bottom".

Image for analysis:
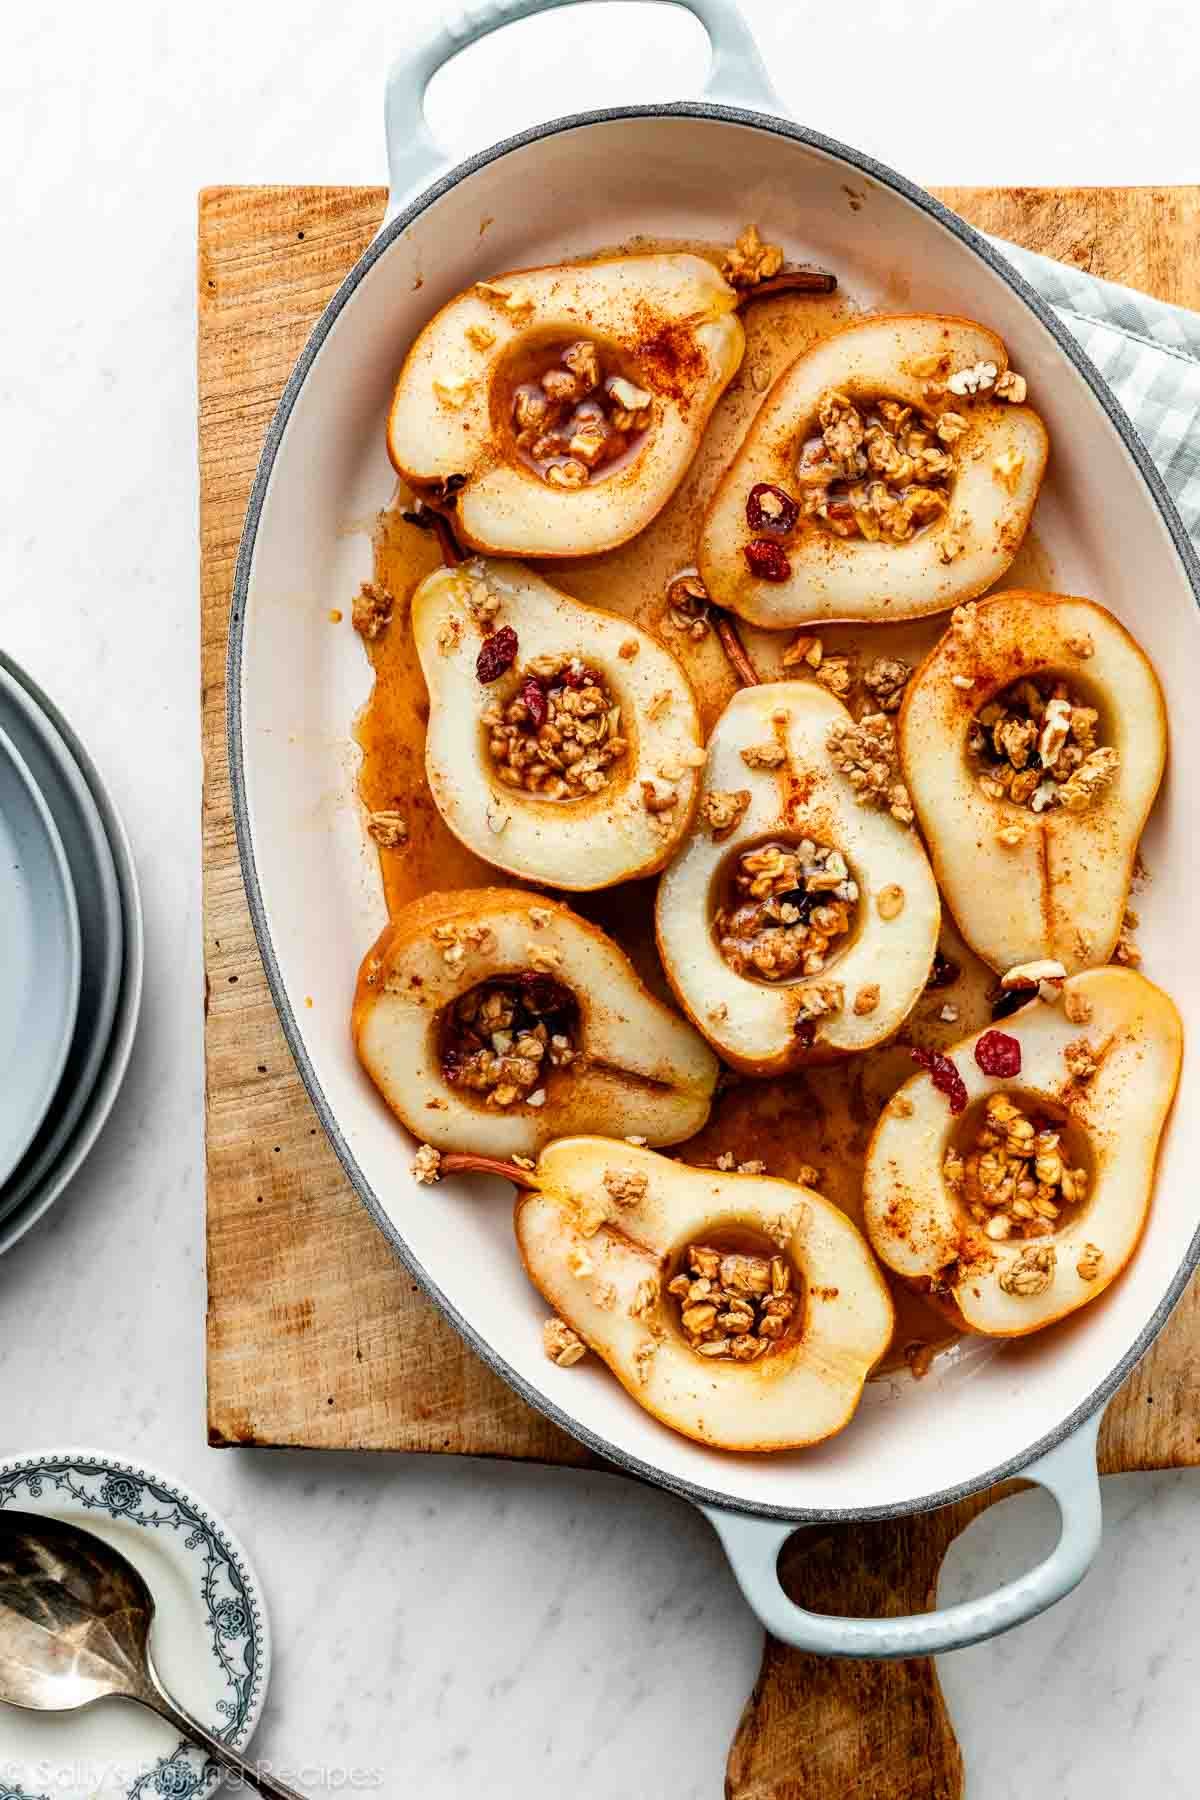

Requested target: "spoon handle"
[{"left": 135, "top": 1680, "right": 307, "bottom": 1799}]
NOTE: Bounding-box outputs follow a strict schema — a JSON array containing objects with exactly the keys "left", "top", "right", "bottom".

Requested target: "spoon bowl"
[{"left": 0, "top": 1512, "right": 301, "bottom": 1798}]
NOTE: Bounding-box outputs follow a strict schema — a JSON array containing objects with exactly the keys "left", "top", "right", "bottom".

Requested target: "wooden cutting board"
[{"left": 200, "top": 183, "right": 1200, "bottom": 1797}]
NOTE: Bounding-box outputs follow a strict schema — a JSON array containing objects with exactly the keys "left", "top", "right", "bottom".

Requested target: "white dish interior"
[{"left": 236, "top": 114, "right": 1200, "bottom": 1516}]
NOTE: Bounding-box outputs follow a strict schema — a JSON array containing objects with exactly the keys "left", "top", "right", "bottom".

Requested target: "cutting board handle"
[
  {"left": 381, "top": 0, "right": 782, "bottom": 225},
  {"left": 703, "top": 1410, "right": 1103, "bottom": 1659}
]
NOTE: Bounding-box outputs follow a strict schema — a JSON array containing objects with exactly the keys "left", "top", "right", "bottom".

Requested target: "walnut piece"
[
  {"left": 412, "top": 1143, "right": 442, "bottom": 1186},
  {"left": 701, "top": 788, "right": 752, "bottom": 840},
  {"left": 723, "top": 223, "right": 785, "bottom": 287},
  {"left": 604, "top": 1168, "right": 648, "bottom": 1206}
]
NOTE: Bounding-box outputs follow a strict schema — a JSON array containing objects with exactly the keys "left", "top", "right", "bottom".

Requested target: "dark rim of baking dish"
[{"left": 227, "top": 100, "right": 1200, "bottom": 1522}]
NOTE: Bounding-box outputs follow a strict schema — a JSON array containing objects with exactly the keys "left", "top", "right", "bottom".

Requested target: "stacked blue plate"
[{"left": 0, "top": 654, "right": 143, "bottom": 1251}]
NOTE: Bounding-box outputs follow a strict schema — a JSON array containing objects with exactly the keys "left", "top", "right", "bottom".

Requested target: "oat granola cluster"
[
  {"left": 826, "top": 713, "right": 915, "bottom": 826},
  {"left": 440, "top": 974, "right": 578, "bottom": 1109},
  {"left": 511, "top": 339, "right": 651, "bottom": 489},
  {"left": 668, "top": 1243, "right": 798, "bottom": 1361},
  {"left": 970, "top": 676, "right": 1119, "bottom": 813},
  {"left": 483, "top": 656, "right": 627, "bottom": 799},
  {"left": 797, "top": 390, "right": 959, "bottom": 543},
  {"left": 714, "top": 840, "right": 857, "bottom": 982},
  {"left": 943, "top": 1093, "right": 1088, "bottom": 1242}
]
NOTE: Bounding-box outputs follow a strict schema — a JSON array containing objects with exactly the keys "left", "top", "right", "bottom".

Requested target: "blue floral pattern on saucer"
[{"left": 0, "top": 1452, "right": 270, "bottom": 1800}]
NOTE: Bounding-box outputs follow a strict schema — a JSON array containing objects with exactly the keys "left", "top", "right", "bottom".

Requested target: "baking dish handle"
[
  {"left": 701, "top": 1411, "right": 1103, "bottom": 1659},
  {"left": 383, "top": 0, "right": 783, "bottom": 223}
]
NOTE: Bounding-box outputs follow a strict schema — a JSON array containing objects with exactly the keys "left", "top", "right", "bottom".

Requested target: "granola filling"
[
  {"left": 668, "top": 1237, "right": 800, "bottom": 1363},
  {"left": 969, "top": 675, "right": 1118, "bottom": 813},
  {"left": 483, "top": 657, "right": 628, "bottom": 800},
  {"left": 439, "top": 973, "right": 578, "bottom": 1108},
  {"left": 943, "top": 1093, "right": 1089, "bottom": 1242},
  {"left": 797, "top": 389, "right": 957, "bottom": 543},
  {"left": 507, "top": 337, "right": 651, "bottom": 489},
  {"left": 714, "top": 839, "right": 859, "bottom": 983}
]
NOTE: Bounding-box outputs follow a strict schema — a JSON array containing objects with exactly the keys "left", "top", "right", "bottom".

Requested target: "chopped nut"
[
  {"left": 466, "top": 323, "right": 496, "bottom": 351},
  {"left": 632, "top": 1338, "right": 659, "bottom": 1384},
  {"left": 951, "top": 674, "right": 975, "bottom": 690},
  {"left": 995, "top": 370, "right": 1028, "bottom": 403},
  {"left": 528, "top": 907, "right": 552, "bottom": 930},
  {"left": 1064, "top": 633, "right": 1095, "bottom": 659},
  {"left": 863, "top": 657, "right": 911, "bottom": 713},
  {"left": 724, "top": 223, "right": 785, "bottom": 287},
  {"left": 947, "top": 360, "right": 998, "bottom": 397},
  {"left": 604, "top": 1168, "right": 648, "bottom": 1206},
  {"left": 876, "top": 884, "right": 905, "bottom": 921},
  {"left": 1076, "top": 1244, "right": 1104, "bottom": 1282},
  {"left": 938, "top": 534, "right": 964, "bottom": 564},
  {"left": 630, "top": 1276, "right": 660, "bottom": 1320},
  {"left": 939, "top": 1004, "right": 959, "bottom": 1023},
  {"left": 352, "top": 581, "right": 394, "bottom": 640},
  {"left": 527, "top": 942, "right": 563, "bottom": 971},
  {"left": 741, "top": 740, "right": 787, "bottom": 770},
  {"left": 367, "top": 809, "right": 408, "bottom": 849},
  {"left": 993, "top": 446, "right": 1026, "bottom": 493},
  {"left": 665, "top": 573, "right": 709, "bottom": 639},
  {"left": 567, "top": 1247, "right": 594, "bottom": 1280},
  {"left": 814, "top": 654, "right": 854, "bottom": 700},
  {"left": 936, "top": 411, "right": 970, "bottom": 445},
  {"left": 1064, "top": 1037, "right": 1100, "bottom": 1082},
  {"left": 543, "top": 1317, "right": 587, "bottom": 1367},
  {"left": 999, "top": 1244, "right": 1056, "bottom": 1298},
  {"left": 996, "top": 823, "right": 1026, "bottom": 848},
  {"left": 619, "top": 639, "right": 640, "bottom": 660},
  {"left": 437, "top": 614, "right": 464, "bottom": 654},
  {"left": 625, "top": 1135, "right": 648, "bottom": 1147},
  {"left": 1112, "top": 926, "right": 1142, "bottom": 967},
  {"left": 1001, "top": 958, "right": 1067, "bottom": 991},
  {"left": 641, "top": 778, "right": 678, "bottom": 814},
  {"left": 853, "top": 984, "right": 880, "bottom": 1015},
  {"left": 411, "top": 1143, "right": 442, "bottom": 1185},
  {"left": 782, "top": 633, "right": 824, "bottom": 670},
  {"left": 700, "top": 788, "right": 752, "bottom": 839}
]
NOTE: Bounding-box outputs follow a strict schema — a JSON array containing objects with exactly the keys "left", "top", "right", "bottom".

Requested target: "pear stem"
[
  {"left": 713, "top": 610, "right": 761, "bottom": 687},
  {"left": 401, "top": 498, "right": 466, "bottom": 566},
  {"left": 735, "top": 265, "right": 838, "bottom": 305},
  {"left": 439, "top": 1151, "right": 540, "bottom": 1189}
]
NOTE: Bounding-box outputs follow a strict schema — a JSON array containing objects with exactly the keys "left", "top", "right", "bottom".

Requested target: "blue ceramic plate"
[
  {"left": 0, "top": 653, "right": 143, "bottom": 1254},
  {"left": 0, "top": 1450, "right": 271, "bottom": 1800},
  {"left": 0, "top": 724, "right": 81, "bottom": 1188},
  {"left": 0, "top": 665, "right": 123, "bottom": 1224}
]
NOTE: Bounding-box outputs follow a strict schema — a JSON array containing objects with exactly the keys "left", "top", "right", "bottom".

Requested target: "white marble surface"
[{"left": 2, "top": 2, "right": 1200, "bottom": 1794}]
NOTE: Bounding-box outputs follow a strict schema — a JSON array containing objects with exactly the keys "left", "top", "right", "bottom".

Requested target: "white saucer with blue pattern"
[{"left": 0, "top": 1451, "right": 270, "bottom": 1800}]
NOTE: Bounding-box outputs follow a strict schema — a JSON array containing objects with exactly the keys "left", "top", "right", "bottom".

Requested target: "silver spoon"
[{"left": 0, "top": 1510, "right": 304, "bottom": 1798}]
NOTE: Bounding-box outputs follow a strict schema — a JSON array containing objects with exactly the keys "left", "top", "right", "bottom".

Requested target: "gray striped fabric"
[{"left": 994, "top": 237, "right": 1200, "bottom": 540}]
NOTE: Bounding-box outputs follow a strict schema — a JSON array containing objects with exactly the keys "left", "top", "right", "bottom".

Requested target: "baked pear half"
[
  {"left": 353, "top": 890, "right": 718, "bottom": 1157},
  {"left": 413, "top": 559, "right": 704, "bottom": 889},
  {"left": 516, "top": 1139, "right": 894, "bottom": 1451},
  {"left": 699, "top": 314, "right": 1048, "bottom": 627},
  {"left": 388, "top": 253, "right": 744, "bottom": 557},
  {"left": 899, "top": 592, "right": 1166, "bottom": 974},
  {"left": 655, "top": 682, "right": 940, "bottom": 1073},
  {"left": 863, "top": 968, "right": 1182, "bottom": 1337}
]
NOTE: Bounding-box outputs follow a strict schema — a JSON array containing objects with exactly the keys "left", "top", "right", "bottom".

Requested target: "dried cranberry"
[
  {"left": 517, "top": 972, "right": 574, "bottom": 1017},
  {"left": 793, "top": 1018, "right": 816, "bottom": 1050},
  {"left": 521, "top": 677, "right": 548, "bottom": 727},
  {"left": 559, "top": 663, "right": 600, "bottom": 690},
  {"left": 744, "top": 538, "right": 792, "bottom": 582},
  {"left": 746, "top": 482, "right": 800, "bottom": 534},
  {"left": 926, "top": 950, "right": 961, "bottom": 991},
  {"left": 475, "top": 626, "right": 518, "bottom": 683},
  {"left": 974, "top": 1029, "right": 1022, "bottom": 1078},
  {"left": 911, "top": 1046, "right": 968, "bottom": 1115}
]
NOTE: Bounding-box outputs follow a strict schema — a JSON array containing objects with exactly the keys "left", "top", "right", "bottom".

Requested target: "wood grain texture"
[{"left": 201, "top": 181, "right": 1199, "bottom": 1799}]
